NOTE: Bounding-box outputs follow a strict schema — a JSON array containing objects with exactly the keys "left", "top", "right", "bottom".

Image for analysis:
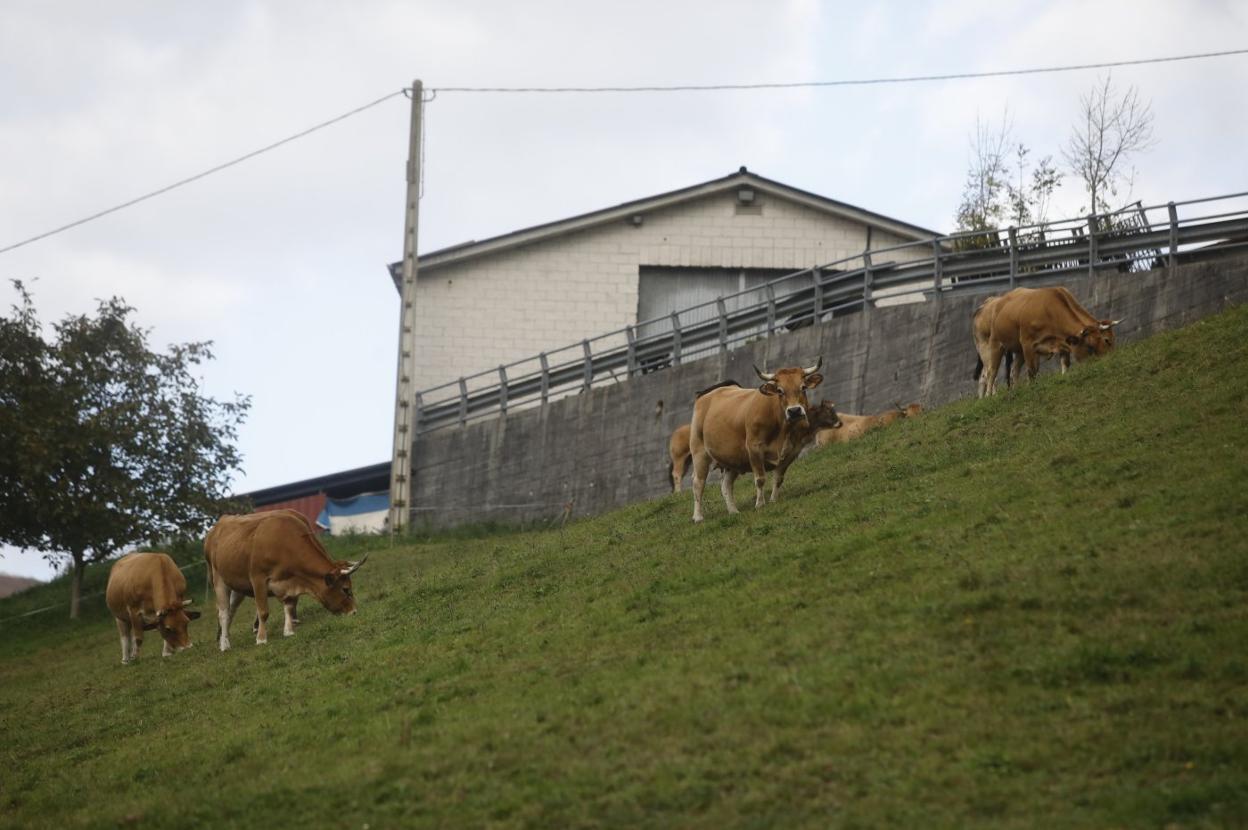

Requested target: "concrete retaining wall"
[{"left": 408, "top": 255, "right": 1248, "bottom": 527}]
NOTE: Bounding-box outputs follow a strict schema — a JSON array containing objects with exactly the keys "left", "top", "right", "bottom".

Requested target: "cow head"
[
  {"left": 806, "top": 399, "right": 843, "bottom": 430},
  {"left": 755, "top": 358, "right": 824, "bottom": 424},
  {"left": 321, "top": 553, "right": 368, "bottom": 615},
  {"left": 142, "top": 599, "right": 201, "bottom": 651},
  {"left": 1066, "top": 318, "right": 1121, "bottom": 359}
]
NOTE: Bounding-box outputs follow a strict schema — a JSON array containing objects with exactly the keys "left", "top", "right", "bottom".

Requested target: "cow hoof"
[
  {"left": 283, "top": 630, "right": 295, "bottom": 638},
  {"left": 255, "top": 638, "right": 268, "bottom": 646},
  {"left": 692, "top": 516, "right": 704, "bottom": 524},
  {"left": 219, "top": 641, "right": 231, "bottom": 652}
]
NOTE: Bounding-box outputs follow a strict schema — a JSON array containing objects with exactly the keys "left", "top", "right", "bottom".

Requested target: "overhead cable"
[
  {"left": 0, "top": 89, "right": 408, "bottom": 256},
  {"left": 430, "top": 48, "right": 1248, "bottom": 93}
]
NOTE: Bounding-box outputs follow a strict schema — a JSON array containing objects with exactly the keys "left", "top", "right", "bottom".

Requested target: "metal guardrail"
[{"left": 410, "top": 193, "right": 1248, "bottom": 434}]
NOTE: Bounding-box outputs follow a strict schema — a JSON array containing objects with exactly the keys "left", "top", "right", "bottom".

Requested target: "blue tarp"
[{"left": 316, "top": 490, "right": 390, "bottom": 532}]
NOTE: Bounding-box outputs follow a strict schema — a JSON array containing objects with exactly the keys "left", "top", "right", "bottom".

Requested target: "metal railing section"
[{"left": 411, "top": 192, "right": 1248, "bottom": 434}]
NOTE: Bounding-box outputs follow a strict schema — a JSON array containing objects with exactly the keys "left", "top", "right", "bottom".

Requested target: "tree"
[
  {"left": 1062, "top": 74, "right": 1156, "bottom": 216},
  {"left": 0, "top": 282, "right": 250, "bottom": 618},
  {"left": 1004, "top": 142, "right": 1062, "bottom": 229},
  {"left": 954, "top": 114, "right": 1010, "bottom": 239}
]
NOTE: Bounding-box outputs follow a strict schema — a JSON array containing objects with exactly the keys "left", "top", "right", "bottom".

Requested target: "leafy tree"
[
  {"left": 1063, "top": 73, "right": 1155, "bottom": 216},
  {"left": 0, "top": 281, "right": 250, "bottom": 618}
]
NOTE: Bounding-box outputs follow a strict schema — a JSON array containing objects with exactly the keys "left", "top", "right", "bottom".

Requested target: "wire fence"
[{"left": 411, "top": 192, "right": 1248, "bottom": 435}]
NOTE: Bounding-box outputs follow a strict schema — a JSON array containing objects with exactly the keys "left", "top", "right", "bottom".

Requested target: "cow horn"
[
  {"left": 1100, "top": 319, "right": 1122, "bottom": 330},
  {"left": 803, "top": 356, "right": 823, "bottom": 375},
  {"left": 753, "top": 364, "right": 776, "bottom": 382},
  {"left": 182, "top": 598, "right": 194, "bottom": 607},
  {"left": 342, "top": 552, "right": 369, "bottom": 576}
]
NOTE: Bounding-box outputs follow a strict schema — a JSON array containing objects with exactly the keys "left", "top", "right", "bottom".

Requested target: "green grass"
[{"left": 3, "top": 306, "right": 1248, "bottom": 829}]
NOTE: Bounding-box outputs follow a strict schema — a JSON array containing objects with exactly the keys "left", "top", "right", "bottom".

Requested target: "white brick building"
[{"left": 392, "top": 168, "right": 939, "bottom": 392}]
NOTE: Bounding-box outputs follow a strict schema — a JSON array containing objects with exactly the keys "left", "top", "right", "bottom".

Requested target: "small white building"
[{"left": 392, "top": 168, "right": 939, "bottom": 392}]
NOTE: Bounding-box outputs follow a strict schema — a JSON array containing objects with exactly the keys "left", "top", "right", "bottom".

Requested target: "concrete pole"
[{"left": 388, "top": 80, "right": 423, "bottom": 534}]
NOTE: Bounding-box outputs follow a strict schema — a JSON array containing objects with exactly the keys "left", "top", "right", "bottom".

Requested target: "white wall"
[{"left": 412, "top": 189, "right": 925, "bottom": 392}]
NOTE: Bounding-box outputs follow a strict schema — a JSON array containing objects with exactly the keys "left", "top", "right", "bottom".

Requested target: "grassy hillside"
[{"left": 2, "top": 306, "right": 1247, "bottom": 829}]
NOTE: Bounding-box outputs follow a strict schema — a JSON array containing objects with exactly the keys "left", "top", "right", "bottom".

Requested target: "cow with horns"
[
  {"left": 688, "top": 358, "right": 841, "bottom": 523},
  {"left": 204, "top": 510, "right": 368, "bottom": 650}
]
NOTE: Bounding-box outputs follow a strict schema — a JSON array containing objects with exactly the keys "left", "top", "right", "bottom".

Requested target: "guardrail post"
[
  {"left": 538, "top": 352, "right": 549, "bottom": 404},
  {"left": 1008, "top": 226, "right": 1018, "bottom": 289},
  {"left": 716, "top": 297, "right": 728, "bottom": 353},
  {"left": 1167, "top": 201, "right": 1178, "bottom": 277},
  {"left": 1087, "top": 214, "right": 1098, "bottom": 278},
  {"left": 932, "top": 239, "right": 942, "bottom": 294},
  {"left": 497, "top": 365, "right": 508, "bottom": 414},
  {"left": 811, "top": 267, "right": 824, "bottom": 320},
  {"left": 765, "top": 284, "right": 776, "bottom": 333},
  {"left": 625, "top": 325, "right": 638, "bottom": 376},
  {"left": 670, "top": 313, "right": 682, "bottom": 366},
  {"left": 413, "top": 391, "right": 423, "bottom": 435},
  {"left": 581, "top": 339, "right": 593, "bottom": 391},
  {"left": 862, "top": 251, "right": 874, "bottom": 309},
  {"left": 457, "top": 377, "right": 468, "bottom": 427}
]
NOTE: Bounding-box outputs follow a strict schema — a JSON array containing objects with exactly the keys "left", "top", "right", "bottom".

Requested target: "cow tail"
[{"left": 973, "top": 356, "right": 983, "bottom": 381}]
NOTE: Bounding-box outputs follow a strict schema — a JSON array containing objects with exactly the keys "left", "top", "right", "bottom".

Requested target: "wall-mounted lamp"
[{"left": 630, "top": 214, "right": 644, "bottom": 227}]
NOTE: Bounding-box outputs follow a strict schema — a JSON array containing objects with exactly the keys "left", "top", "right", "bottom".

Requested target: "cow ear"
[
  {"left": 1066, "top": 334, "right": 1081, "bottom": 346},
  {"left": 324, "top": 571, "right": 338, "bottom": 587},
  {"left": 758, "top": 382, "right": 780, "bottom": 396},
  {"left": 803, "top": 373, "right": 824, "bottom": 389},
  {"left": 1079, "top": 326, "right": 1093, "bottom": 338},
  {"left": 187, "top": 610, "right": 202, "bottom": 621},
  {"left": 142, "top": 620, "right": 160, "bottom": 631}
]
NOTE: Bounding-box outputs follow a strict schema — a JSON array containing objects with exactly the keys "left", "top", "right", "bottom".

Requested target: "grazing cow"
[
  {"left": 105, "top": 552, "right": 201, "bottom": 665},
  {"left": 667, "top": 423, "right": 692, "bottom": 493},
  {"left": 204, "top": 509, "right": 368, "bottom": 650},
  {"left": 974, "top": 286, "right": 1121, "bottom": 396},
  {"left": 689, "top": 359, "right": 842, "bottom": 522},
  {"left": 815, "top": 402, "right": 921, "bottom": 448}
]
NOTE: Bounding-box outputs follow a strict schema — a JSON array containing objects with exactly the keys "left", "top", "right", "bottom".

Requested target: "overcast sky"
[{"left": 2, "top": 0, "right": 1246, "bottom": 581}]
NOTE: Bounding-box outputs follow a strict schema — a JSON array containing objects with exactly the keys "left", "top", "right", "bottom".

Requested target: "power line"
[
  {"left": 431, "top": 48, "right": 1248, "bottom": 93},
  {"left": 0, "top": 89, "right": 408, "bottom": 256},
  {"left": 4, "top": 48, "right": 1243, "bottom": 255}
]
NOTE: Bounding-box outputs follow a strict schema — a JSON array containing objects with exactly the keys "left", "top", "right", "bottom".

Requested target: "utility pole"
[{"left": 389, "top": 79, "right": 423, "bottom": 534}]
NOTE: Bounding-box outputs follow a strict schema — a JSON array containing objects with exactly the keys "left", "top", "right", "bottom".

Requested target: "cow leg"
[
  {"left": 128, "top": 610, "right": 145, "bottom": 661},
  {"left": 283, "top": 597, "right": 299, "bottom": 637},
  {"left": 983, "top": 343, "right": 1005, "bottom": 397},
  {"left": 719, "top": 470, "right": 740, "bottom": 514},
  {"left": 212, "top": 567, "right": 232, "bottom": 651},
  {"left": 770, "top": 460, "right": 794, "bottom": 503},
  {"left": 116, "top": 618, "right": 133, "bottom": 665},
  {"left": 162, "top": 639, "right": 174, "bottom": 658},
  {"left": 1059, "top": 351, "right": 1071, "bottom": 375},
  {"left": 691, "top": 450, "right": 711, "bottom": 523},
  {"left": 251, "top": 575, "right": 271, "bottom": 645},
  {"left": 747, "top": 443, "right": 768, "bottom": 509},
  {"left": 1022, "top": 342, "right": 1041, "bottom": 381},
  {"left": 673, "top": 454, "right": 689, "bottom": 494}
]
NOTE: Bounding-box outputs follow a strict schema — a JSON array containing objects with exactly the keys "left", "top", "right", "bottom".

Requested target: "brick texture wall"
[{"left": 412, "top": 190, "right": 925, "bottom": 392}]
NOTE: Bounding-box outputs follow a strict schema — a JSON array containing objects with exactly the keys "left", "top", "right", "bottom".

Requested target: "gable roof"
[{"left": 389, "top": 167, "right": 942, "bottom": 285}]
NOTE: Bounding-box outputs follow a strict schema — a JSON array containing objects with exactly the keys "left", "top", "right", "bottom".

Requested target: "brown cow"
[
  {"left": 975, "top": 286, "right": 1121, "bottom": 396},
  {"left": 815, "top": 402, "right": 921, "bottom": 448},
  {"left": 667, "top": 423, "right": 692, "bottom": 493},
  {"left": 204, "top": 509, "right": 368, "bottom": 650},
  {"left": 105, "top": 552, "right": 201, "bottom": 665},
  {"left": 689, "top": 359, "right": 841, "bottom": 522}
]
